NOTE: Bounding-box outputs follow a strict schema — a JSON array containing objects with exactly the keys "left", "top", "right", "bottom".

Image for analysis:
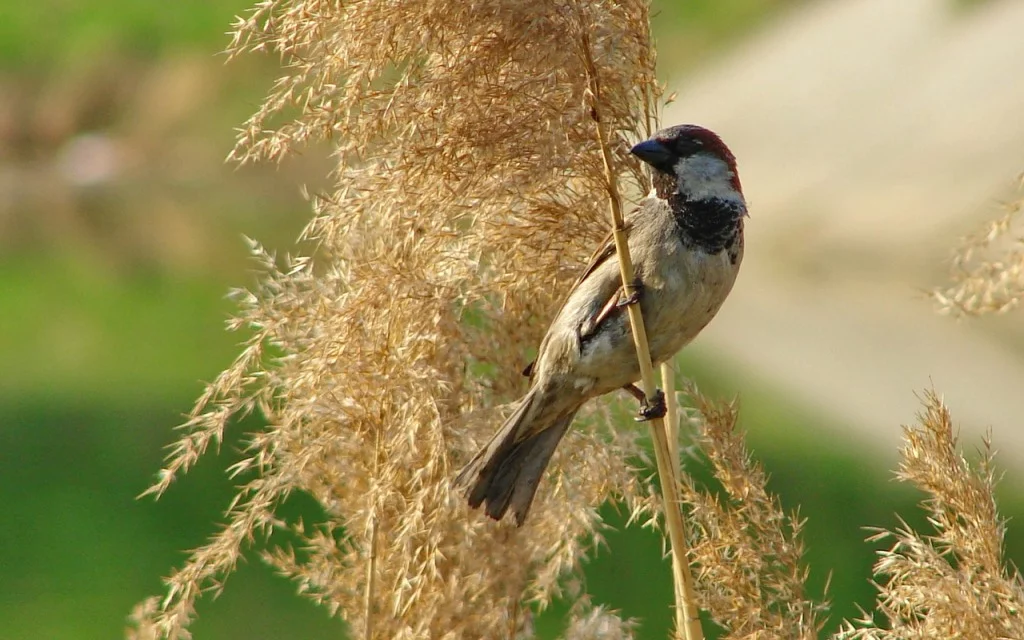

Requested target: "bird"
[{"left": 456, "top": 124, "right": 746, "bottom": 526}]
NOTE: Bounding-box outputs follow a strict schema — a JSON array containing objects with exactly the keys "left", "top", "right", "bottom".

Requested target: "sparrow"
[{"left": 456, "top": 124, "right": 746, "bottom": 526}]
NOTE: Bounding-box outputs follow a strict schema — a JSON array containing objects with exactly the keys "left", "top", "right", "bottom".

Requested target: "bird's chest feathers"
[
  {"left": 569, "top": 195, "right": 743, "bottom": 381},
  {"left": 640, "top": 242, "right": 733, "bottom": 326}
]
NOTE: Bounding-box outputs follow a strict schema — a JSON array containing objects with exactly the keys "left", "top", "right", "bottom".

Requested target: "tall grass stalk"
[{"left": 571, "top": 6, "right": 699, "bottom": 635}]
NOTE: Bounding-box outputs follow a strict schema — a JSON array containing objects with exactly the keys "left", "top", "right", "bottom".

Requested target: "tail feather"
[
  {"left": 457, "top": 388, "right": 575, "bottom": 526},
  {"left": 483, "top": 423, "right": 570, "bottom": 524}
]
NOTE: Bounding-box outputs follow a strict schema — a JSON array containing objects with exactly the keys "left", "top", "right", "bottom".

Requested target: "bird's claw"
[
  {"left": 635, "top": 389, "right": 667, "bottom": 422},
  {"left": 616, "top": 282, "right": 643, "bottom": 307}
]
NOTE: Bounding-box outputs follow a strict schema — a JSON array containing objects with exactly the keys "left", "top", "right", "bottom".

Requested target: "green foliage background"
[{"left": 2, "top": 1, "right": 1020, "bottom": 638}]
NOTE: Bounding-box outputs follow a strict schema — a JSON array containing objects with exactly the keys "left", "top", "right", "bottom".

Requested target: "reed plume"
[
  {"left": 836, "top": 390, "right": 1024, "bottom": 639},
  {"left": 130, "top": 0, "right": 667, "bottom": 637},
  {"left": 678, "top": 382, "right": 827, "bottom": 640},
  {"left": 933, "top": 177, "right": 1024, "bottom": 316}
]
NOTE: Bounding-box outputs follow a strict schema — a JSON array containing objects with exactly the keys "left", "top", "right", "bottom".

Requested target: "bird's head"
[{"left": 630, "top": 125, "right": 743, "bottom": 204}]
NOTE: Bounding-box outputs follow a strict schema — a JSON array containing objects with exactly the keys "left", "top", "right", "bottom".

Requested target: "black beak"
[{"left": 630, "top": 139, "right": 674, "bottom": 168}]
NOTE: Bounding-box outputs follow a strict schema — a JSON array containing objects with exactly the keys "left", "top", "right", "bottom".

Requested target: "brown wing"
[
  {"left": 573, "top": 229, "right": 619, "bottom": 292},
  {"left": 521, "top": 228, "right": 625, "bottom": 380}
]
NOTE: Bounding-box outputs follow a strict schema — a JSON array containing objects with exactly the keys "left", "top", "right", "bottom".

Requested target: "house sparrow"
[{"left": 457, "top": 124, "right": 746, "bottom": 525}]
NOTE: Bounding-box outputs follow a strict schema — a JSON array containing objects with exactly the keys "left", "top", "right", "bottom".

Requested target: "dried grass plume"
[
  {"left": 679, "top": 383, "right": 826, "bottom": 640},
  {"left": 130, "top": 0, "right": 665, "bottom": 637},
  {"left": 933, "top": 177, "right": 1024, "bottom": 316},
  {"left": 836, "top": 390, "right": 1024, "bottom": 639}
]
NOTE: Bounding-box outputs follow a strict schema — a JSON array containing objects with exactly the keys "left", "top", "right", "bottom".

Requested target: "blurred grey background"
[{"left": 671, "top": 0, "right": 1024, "bottom": 465}]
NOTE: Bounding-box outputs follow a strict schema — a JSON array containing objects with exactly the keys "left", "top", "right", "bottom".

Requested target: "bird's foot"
[
  {"left": 616, "top": 281, "right": 643, "bottom": 307},
  {"left": 635, "top": 389, "right": 667, "bottom": 422}
]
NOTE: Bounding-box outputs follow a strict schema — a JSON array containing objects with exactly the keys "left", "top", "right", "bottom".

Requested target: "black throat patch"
[{"left": 669, "top": 194, "right": 745, "bottom": 254}]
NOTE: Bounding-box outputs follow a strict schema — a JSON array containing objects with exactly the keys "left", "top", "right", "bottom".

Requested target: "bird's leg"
[
  {"left": 622, "top": 384, "right": 667, "bottom": 420},
  {"left": 634, "top": 388, "right": 667, "bottom": 422},
  {"left": 592, "top": 280, "right": 644, "bottom": 333},
  {"left": 616, "top": 279, "right": 643, "bottom": 307},
  {"left": 622, "top": 383, "right": 646, "bottom": 402}
]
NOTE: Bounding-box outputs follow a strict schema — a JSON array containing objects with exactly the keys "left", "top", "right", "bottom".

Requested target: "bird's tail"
[{"left": 456, "top": 387, "right": 576, "bottom": 526}]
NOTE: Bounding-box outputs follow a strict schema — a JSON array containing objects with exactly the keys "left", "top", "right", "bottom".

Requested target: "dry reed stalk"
[
  {"left": 660, "top": 362, "right": 688, "bottom": 635},
  {"left": 570, "top": 5, "right": 701, "bottom": 636},
  {"left": 581, "top": 69, "right": 700, "bottom": 640},
  {"left": 661, "top": 362, "right": 681, "bottom": 477}
]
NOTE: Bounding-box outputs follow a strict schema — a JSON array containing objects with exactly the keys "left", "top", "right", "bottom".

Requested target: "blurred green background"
[{"left": 2, "top": 1, "right": 1021, "bottom": 639}]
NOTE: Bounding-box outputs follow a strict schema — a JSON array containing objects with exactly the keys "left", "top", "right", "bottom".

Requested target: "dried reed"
[
  {"left": 678, "top": 382, "right": 827, "bottom": 640},
  {"left": 573, "top": 11, "right": 699, "bottom": 633},
  {"left": 131, "top": 0, "right": 669, "bottom": 637},
  {"left": 933, "top": 177, "right": 1024, "bottom": 316},
  {"left": 836, "top": 390, "right": 1024, "bottom": 639}
]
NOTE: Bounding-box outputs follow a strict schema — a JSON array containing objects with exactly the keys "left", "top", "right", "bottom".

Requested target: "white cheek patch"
[{"left": 674, "top": 153, "right": 743, "bottom": 203}]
